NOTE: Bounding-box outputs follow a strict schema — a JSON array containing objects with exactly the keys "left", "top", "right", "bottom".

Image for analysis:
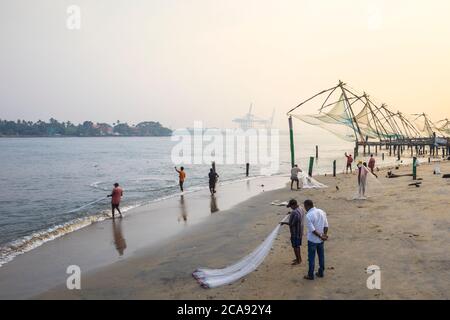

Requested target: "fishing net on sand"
[
  {"left": 299, "top": 173, "right": 328, "bottom": 189},
  {"left": 193, "top": 215, "right": 289, "bottom": 289}
]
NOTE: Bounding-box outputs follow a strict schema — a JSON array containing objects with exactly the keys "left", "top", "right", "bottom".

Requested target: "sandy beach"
[{"left": 34, "top": 160, "right": 450, "bottom": 300}]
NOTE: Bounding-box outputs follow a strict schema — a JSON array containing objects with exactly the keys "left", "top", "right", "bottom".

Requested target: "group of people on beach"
[
  {"left": 345, "top": 152, "right": 377, "bottom": 177},
  {"left": 281, "top": 198, "right": 329, "bottom": 280},
  {"left": 174, "top": 166, "right": 219, "bottom": 195},
  {"left": 107, "top": 166, "right": 220, "bottom": 219}
]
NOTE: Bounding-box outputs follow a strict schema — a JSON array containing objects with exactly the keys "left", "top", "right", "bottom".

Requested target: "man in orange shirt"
[
  {"left": 108, "top": 182, "right": 123, "bottom": 219},
  {"left": 175, "top": 166, "right": 186, "bottom": 192}
]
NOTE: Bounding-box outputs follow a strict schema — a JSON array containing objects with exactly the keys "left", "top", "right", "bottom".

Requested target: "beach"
[{"left": 34, "top": 160, "right": 450, "bottom": 300}]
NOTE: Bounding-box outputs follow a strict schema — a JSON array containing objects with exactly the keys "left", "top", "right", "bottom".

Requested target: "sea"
[{"left": 0, "top": 126, "right": 407, "bottom": 266}]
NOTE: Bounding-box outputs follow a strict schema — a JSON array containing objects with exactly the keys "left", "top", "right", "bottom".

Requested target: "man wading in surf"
[
  {"left": 108, "top": 182, "right": 123, "bottom": 219},
  {"left": 175, "top": 166, "right": 186, "bottom": 192}
]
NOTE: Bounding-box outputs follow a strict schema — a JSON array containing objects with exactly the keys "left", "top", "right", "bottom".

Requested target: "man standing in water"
[
  {"left": 208, "top": 168, "right": 219, "bottom": 195},
  {"left": 368, "top": 154, "right": 377, "bottom": 178},
  {"left": 280, "top": 199, "right": 305, "bottom": 265},
  {"left": 108, "top": 183, "right": 123, "bottom": 219},
  {"left": 345, "top": 152, "right": 354, "bottom": 174},
  {"left": 290, "top": 164, "right": 302, "bottom": 190},
  {"left": 175, "top": 166, "right": 186, "bottom": 192},
  {"left": 304, "top": 199, "right": 328, "bottom": 280}
]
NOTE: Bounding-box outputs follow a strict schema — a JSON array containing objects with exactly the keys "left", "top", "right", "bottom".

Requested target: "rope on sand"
[
  {"left": 192, "top": 215, "right": 289, "bottom": 289},
  {"left": 64, "top": 197, "right": 107, "bottom": 214}
]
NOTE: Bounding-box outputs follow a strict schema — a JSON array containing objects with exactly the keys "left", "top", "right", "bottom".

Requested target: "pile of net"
[
  {"left": 300, "top": 173, "right": 328, "bottom": 189},
  {"left": 192, "top": 216, "right": 289, "bottom": 289}
]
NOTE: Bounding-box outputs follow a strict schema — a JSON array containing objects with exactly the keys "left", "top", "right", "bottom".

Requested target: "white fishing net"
[
  {"left": 300, "top": 173, "right": 328, "bottom": 189},
  {"left": 193, "top": 215, "right": 289, "bottom": 289}
]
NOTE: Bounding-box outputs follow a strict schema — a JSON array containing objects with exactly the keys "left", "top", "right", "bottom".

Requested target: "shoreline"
[
  {"left": 37, "top": 160, "right": 450, "bottom": 299},
  {"left": 0, "top": 174, "right": 288, "bottom": 299}
]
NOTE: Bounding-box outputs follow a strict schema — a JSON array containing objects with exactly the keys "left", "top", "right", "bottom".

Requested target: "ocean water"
[{"left": 0, "top": 127, "right": 406, "bottom": 266}]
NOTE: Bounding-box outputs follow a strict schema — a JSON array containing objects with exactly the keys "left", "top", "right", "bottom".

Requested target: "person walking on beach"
[
  {"left": 368, "top": 154, "right": 377, "bottom": 178},
  {"left": 303, "top": 199, "right": 328, "bottom": 280},
  {"left": 290, "top": 165, "right": 302, "bottom": 190},
  {"left": 175, "top": 166, "right": 186, "bottom": 192},
  {"left": 208, "top": 168, "right": 219, "bottom": 195},
  {"left": 357, "top": 161, "right": 369, "bottom": 199},
  {"left": 280, "top": 199, "right": 305, "bottom": 265},
  {"left": 345, "top": 153, "right": 353, "bottom": 174},
  {"left": 108, "top": 183, "right": 123, "bottom": 219}
]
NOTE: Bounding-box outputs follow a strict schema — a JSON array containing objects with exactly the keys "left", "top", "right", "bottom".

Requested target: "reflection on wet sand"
[
  {"left": 178, "top": 195, "right": 188, "bottom": 224},
  {"left": 112, "top": 218, "right": 127, "bottom": 256},
  {"left": 210, "top": 195, "right": 219, "bottom": 214}
]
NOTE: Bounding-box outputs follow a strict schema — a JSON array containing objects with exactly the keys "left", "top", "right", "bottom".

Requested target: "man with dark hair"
[
  {"left": 345, "top": 152, "right": 353, "bottom": 174},
  {"left": 108, "top": 182, "right": 123, "bottom": 219},
  {"left": 175, "top": 166, "right": 186, "bottom": 192},
  {"left": 368, "top": 154, "right": 377, "bottom": 178},
  {"left": 303, "top": 199, "right": 329, "bottom": 280},
  {"left": 290, "top": 165, "right": 302, "bottom": 190},
  {"left": 280, "top": 199, "right": 305, "bottom": 265},
  {"left": 208, "top": 168, "right": 219, "bottom": 195}
]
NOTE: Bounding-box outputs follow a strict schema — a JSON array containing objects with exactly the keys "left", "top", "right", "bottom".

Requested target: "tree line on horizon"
[{"left": 0, "top": 118, "right": 172, "bottom": 137}]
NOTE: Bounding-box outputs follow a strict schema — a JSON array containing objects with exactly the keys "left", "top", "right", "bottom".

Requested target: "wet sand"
[{"left": 37, "top": 160, "right": 450, "bottom": 300}]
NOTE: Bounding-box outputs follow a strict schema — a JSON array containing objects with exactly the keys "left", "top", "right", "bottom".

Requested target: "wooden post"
[
  {"left": 333, "top": 160, "right": 336, "bottom": 177},
  {"left": 315, "top": 145, "right": 319, "bottom": 159},
  {"left": 245, "top": 163, "right": 250, "bottom": 177},
  {"left": 308, "top": 156, "right": 314, "bottom": 177},
  {"left": 413, "top": 157, "right": 417, "bottom": 180},
  {"left": 288, "top": 116, "right": 295, "bottom": 168},
  {"left": 382, "top": 153, "right": 385, "bottom": 161}
]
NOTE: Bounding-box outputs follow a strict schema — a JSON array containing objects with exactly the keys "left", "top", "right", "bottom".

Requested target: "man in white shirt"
[
  {"left": 303, "top": 199, "right": 329, "bottom": 280},
  {"left": 290, "top": 164, "right": 302, "bottom": 190}
]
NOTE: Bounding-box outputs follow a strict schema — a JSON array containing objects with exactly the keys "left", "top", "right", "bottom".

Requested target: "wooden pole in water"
[
  {"left": 308, "top": 156, "right": 314, "bottom": 177},
  {"left": 245, "top": 163, "right": 249, "bottom": 177},
  {"left": 333, "top": 160, "right": 336, "bottom": 177},
  {"left": 316, "top": 145, "right": 319, "bottom": 159},
  {"left": 413, "top": 157, "right": 417, "bottom": 180},
  {"left": 382, "top": 153, "right": 385, "bottom": 161},
  {"left": 212, "top": 161, "right": 216, "bottom": 173},
  {"left": 288, "top": 116, "right": 295, "bottom": 168}
]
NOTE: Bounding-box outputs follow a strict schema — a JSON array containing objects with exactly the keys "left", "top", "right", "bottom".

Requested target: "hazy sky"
[{"left": 1, "top": 0, "right": 449, "bottom": 129}]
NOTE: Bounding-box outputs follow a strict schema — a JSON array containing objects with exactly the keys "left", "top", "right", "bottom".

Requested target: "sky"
[{"left": 1, "top": 0, "right": 450, "bottom": 130}]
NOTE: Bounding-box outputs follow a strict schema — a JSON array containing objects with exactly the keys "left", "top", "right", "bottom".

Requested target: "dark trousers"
[{"left": 308, "top": 241, "right": 325, "bottom": 278}]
